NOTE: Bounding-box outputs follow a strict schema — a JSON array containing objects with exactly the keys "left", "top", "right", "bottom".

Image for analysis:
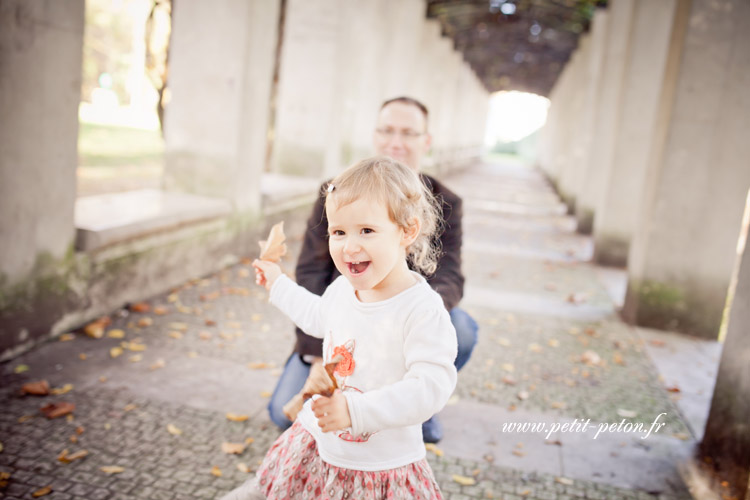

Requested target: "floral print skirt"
[{"left": 256, "top": 421, "right": 443, "bottom": 499}]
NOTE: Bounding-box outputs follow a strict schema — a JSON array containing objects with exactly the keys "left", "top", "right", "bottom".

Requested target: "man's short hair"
[{"left": 380, "top": 96, "right": 429, "bottom": 125}]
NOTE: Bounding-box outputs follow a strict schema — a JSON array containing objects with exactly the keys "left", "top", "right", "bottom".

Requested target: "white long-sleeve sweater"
[{"left": 269, "top": 273, "right": 458, "bottom": 471}]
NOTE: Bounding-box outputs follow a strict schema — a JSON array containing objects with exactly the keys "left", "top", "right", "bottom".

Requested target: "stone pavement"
[{"left": 0, "top": 158, "right": 719, "bottom": 499}]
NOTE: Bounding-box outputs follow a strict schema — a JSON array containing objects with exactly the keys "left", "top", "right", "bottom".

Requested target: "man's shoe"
[{"left": 422, "top": 415, "right": 443, "bottom": 443}]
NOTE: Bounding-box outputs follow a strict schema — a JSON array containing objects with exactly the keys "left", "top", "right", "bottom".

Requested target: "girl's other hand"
[
  {"left": 252, "top": 259, "right": 282, "bottom": 290},
  {"left": 311, "top": 390, "right": 351, "bottom": 433}
]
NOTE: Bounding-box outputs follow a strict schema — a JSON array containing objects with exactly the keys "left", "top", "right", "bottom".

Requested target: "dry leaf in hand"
[
  {"left": 258, "top": 221, "right": 287, "bottom": 262},
  {"left": 21, "top": 380, "right": 50, "bottom": 396},
  {"left": 40, "top": 402, "right": 75, "bottom": 419},
  {"left": 283, "top": 356, "right": 342, "bottom": 421},
  {"left": 221, "top": 442, "right": 245, "bottom": 454}
]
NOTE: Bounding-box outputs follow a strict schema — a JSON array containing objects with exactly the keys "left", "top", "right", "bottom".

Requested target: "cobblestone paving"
[{"left": 0, "top": 160, "right": 697, "bottom": 499}]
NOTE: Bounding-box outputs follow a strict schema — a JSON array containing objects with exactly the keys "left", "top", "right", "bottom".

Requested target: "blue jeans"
[{"left": 267, "top": 307, "right": 479, "bottom": 431}]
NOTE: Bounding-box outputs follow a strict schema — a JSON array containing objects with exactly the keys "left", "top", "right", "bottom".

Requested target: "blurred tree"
[{"left": 145, "top": 0, "right": 171, "bottom": 134}]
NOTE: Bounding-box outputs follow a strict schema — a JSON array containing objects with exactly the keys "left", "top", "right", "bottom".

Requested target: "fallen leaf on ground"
[
  {"left": 237, "top": 463, "right": 251, "bottom": 473},
  {"left": 245, "top": 437, "right": 254, "bottom": 445},
  {"left": 124, "top": 404, "right": 137, "bottom": 412},
  {"left": 57, "top": 449, "right": 89, "bottom": 463},
  {"left": 169, "top": 322, "right": 188, "bottom": 331},
  {"left": 555, "top": 477, "right": 574, "bottom": 486},
  {"left": 452, "top": 475, "right": 476, "bottom": 486},
  {"left": 512, "top": 449, "right": 526, "bottom": 457},
  {"left": 84, "top": 317, "right": 111, "bottom": 338},
  {"left": 613, "top": 353, "right": 625, "bottom": 366},
  {"left": 167, "top": 424, "right": 182, "bottom": 436},
  {"left": 130, "top": 302, "right": 151, "bottom": 313},
  {"left": 259, "top": 221, "right": 287, "bottom": 262},
  {"left": 517, "top": 391, "right": 529, "bottom": 401},
  {"left": 528, "top": 343, "right": 543, "bottom": 353},
  {"left": 483, "top": 454, "right": 494, "bottom": 463},
  {"left": 18, "top": 415, "right": 34, "bottom": 423},
  {"left": 567, "top": 292, "right": 588, "bottom": 304},
  {"left": 128, "top": 355, "right": 143, "bottom": 363},
  {"left": 40, "top": 402, "right": 75, "bottom": 419},
  {"left": 199, "top": 331, "right": 212, "bottom": 340},
  {"left": 546, "top": 440, "right": 563, "bottom": 446},
  {"left": 260, "top": 391, "right": 272, "bottom": 398},
  {"left": 153, "top": 306, "right": 169, "bottom": 315},
  {"left": 205, "top": 319, "right": 217, "bottom": 326},
  {"left": 617, "top": 409, "right": 638, "bottom": 418},
  {"left": 122, "top": 341, "right": 146, "bottom": 352},
  {"left": 501, "top": 375, "right": 516, "bottom": 385},
  {"left": 425, "top": 443, "right": 443, "bottom": 456},
  {"left": 167, "top": 293, "right": 179, "bottom": 303},
  {"left": 110, "top": 347, "right": 124, "bottom": 358},
  {"left": 548, "top": 339, "right": 560, "bottom": 347},
  {"left": 666, "top": 385, "right": 681, "bottom": 393},
  {"left": 107, "top": 329, "right": 125, "bottom": 339},
  {"left": 567, "top": 327, "right": 581, "bottom": 336},
  {"left": 672, "top": 433, "right": 690, "bottom": 441},
  {"left": 100, "top": 466, "right": 125, "bottom": 474},
  {"left": 79, "top": 353, "right": 87, "bottom": 360},
  {"left": 50, "top": 384, "right": 73, "bottom": 395},
  {"left": 150, "top": 359, "right": 166, "bottom": 371},
  {"left": 501, "top": 363, "right": 514, "bottom": 372},
  {"left": 550, "top": 401, "right": 566, "bottom": 409},
  {"left": 14, "top": 364, "right": 30, "bottom": 374},
  {"left": 222, "top": 442, "right": 245, "bottom": 454},
  {"left": 187, "top": 352, "right": 198, "bottom": 358},
  {"left": 226, "top": 413, "right": 249, "bottom": 422},
  {"left": 22, "top": 380, "right": 50, "bottom": 396},
  {"left": 168, "top": 331, "right": 183, "bottom": 339},
  {"left": 32, "top": 486, "right": 52, "bottom": 497},
  {"left": 211, "top": 466, "right": 222, "bottom": 477},
  {"left": 0, "top": 471, "right": 9, "bottom": 487},
  {"left": 248, "top": 362, "right": 272, "bottom": 370},
  {"left": 136, "top": 317, "right": 153, "bottom": 328},
  {"left": 649, "top": 339, "right": 666, "bottom": 347},
  {"left": 580, "top": 350, "right": 602, "bottom": 366},
  {"left": 0, "top": 441, "right": 3, "bottom": 453},
  {"left": 59, "top": 333, "right": 75, "bottom": 342},
  {"left": 99, "top": 376, "right": 108, "bottom": 383}
]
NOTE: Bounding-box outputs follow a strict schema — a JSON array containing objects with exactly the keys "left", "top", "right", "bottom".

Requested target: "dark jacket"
[{"left": 293, "top": 173, "right": 465, "bottom": 357}]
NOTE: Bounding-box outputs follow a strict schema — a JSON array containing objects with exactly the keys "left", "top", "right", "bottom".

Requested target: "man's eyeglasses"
[{"left": 375, "top": 128, "right": 425, "bottom": 140}]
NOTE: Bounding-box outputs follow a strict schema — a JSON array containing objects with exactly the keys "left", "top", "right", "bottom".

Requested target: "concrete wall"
[
  {"left": 0, "top": 1, "right": 85, "bottom": 357},
  {"left": 270, "top": 0, "right": 489, "bottom": 179}
]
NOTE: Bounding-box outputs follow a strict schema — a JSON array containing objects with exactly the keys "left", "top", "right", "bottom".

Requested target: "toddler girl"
[{"left": 221, "top": 156, "right": 457, "bottom": 499}]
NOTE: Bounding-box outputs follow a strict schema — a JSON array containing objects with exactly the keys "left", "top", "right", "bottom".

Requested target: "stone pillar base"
[
  {"left": 622, "top": 279, "right": 724, "bottom": 339},
  {"left": 593, "top": 234, "right": 629, "bottom": 267}
]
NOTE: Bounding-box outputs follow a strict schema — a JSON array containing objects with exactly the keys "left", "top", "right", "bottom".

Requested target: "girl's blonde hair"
[{"left": 325, "top": 156, "right": 442, "bottom": 275}]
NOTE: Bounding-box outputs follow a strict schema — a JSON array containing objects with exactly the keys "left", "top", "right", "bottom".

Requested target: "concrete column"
[
  {"left": 0, "top": 0, "right": 84, "bottom": 354},
  {"left": 572, "top": 9, "right": 608, "bottom": 233},
  {"left": 701, "top": 192, "right": 750, "bottom": 498},
  {"left": 575, "top": 0, "right": 636, "bottom": 231},
  {"left": 164, "top": 0, "right": 279, "bottom": 214},
  {"left": 623, "top": 0, "right": 750, "bottom": 338},
  {"left": 592, "top": 0, "right": 689, "bottom": 266}
]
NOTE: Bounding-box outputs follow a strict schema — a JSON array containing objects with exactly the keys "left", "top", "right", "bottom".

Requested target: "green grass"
[{"left": 78, "top": 122, "right": 164, "bottom": 168}]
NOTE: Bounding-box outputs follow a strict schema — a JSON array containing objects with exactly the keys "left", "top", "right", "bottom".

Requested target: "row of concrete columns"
[
  {"left": 539, "top": 0, "right": 750, "bottom": 340},
  {"left": 165, "top": 0, "right": 489, "bottom": 211},
  {"left": 539, "top": 0, "right": 750, "bottom": 494}
]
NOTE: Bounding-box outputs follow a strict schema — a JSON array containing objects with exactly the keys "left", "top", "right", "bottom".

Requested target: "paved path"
[{"left": 0, "top": 159, "right": 719, "bottom": 499}]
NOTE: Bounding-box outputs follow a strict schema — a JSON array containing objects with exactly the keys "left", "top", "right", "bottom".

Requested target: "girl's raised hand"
[
  {"left": 252, "top": 259, "right": 282, "bottom": 290},
  {"left": 311, "top": 390, "right": 351, "bottom": 433}
]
